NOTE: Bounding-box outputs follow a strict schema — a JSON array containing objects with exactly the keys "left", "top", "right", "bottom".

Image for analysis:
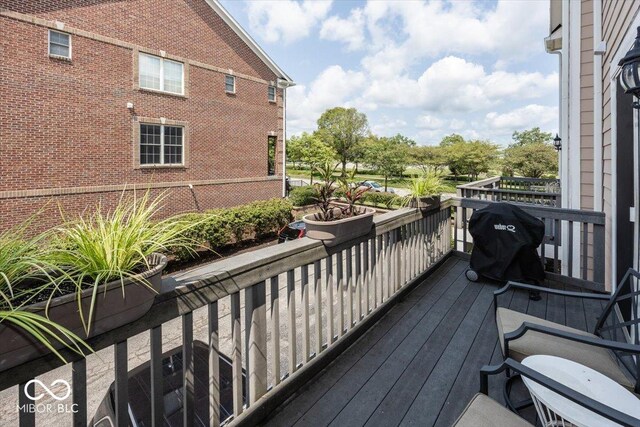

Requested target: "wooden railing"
[
  {"left": 3, "top": 205, "right": 453, "bottom": 427},
  {"left": 457, "top": 176, "right": 561, "bottom": 207},
  {"left": 452, "top": 198, "right": 606, "bottom": 291}
]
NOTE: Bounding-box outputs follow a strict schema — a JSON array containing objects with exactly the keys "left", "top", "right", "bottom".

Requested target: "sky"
[{"left": 220, "top": 0, "right": 559, "bottom": 147}]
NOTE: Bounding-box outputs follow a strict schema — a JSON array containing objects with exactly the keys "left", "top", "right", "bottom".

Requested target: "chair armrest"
[
  {"left": 479, "top": 359, "right": 640, "bottom": 427},
  {"left": 493, "top": 281, "right": 609, "bottom": 312},
  {"left": 503, "top": 322, "right": 640, "bottom": 355}
]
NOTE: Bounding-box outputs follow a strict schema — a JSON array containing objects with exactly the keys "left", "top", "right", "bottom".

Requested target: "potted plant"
[
  {"left": 0, "top": 219, "right": 92, "bottom": 371},
  {"left": 403, "top": 171, "right": 445, "bottom": 212},
  {"left": 0, "top": 191, "right": 198, "bottom": 371},
  {"left": 303, "top": 164, "right": 375, "bottom": 247}
]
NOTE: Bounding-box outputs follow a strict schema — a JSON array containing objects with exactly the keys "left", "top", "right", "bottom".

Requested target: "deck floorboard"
[{"left": 263, "top": 256, "right": 592, "bottom": 427}]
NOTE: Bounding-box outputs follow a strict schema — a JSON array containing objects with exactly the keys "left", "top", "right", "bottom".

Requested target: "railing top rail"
[
  {"left": 0, "top": 203, "right": 453, "bottom": 390},
  {"left": 456, "top": 176, "right": 500, "bottom": 189},
  {"left": 451, "top": 197, "right": 605, "bottom": 224},
  {"left": 456, "top": 186, "right": 560, "bottom": 197},
  {"left": 499, "top": 176, "right": 560, "bottom": 183}
]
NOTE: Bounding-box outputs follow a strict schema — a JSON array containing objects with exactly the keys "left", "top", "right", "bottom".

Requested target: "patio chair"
[
  {"left": 453, "top": 359, "right": 640, "bottom": 427},
  {"left": 493, "top": 268, "right": 640, "bottom": 394}
]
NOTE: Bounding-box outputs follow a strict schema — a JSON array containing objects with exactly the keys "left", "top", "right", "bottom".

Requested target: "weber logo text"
[{"left": 494, "top": 224, "right": 516, "bottom": 233}]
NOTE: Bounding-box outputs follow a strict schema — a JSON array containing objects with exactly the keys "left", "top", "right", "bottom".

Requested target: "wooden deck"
[{"left": 263, "top": 255, "right": 603, "bottom": 427}]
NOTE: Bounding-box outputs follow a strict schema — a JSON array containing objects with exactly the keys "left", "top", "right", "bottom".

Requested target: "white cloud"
[
  {"left": 371, "top": 117, "right": 408, "bottom": 135},
  {"left": 485, "top": 104, "right": 559, "bottom": 131},
  {"left": 320, "top": 8, "right": 366, "bottom": 51},
  {"left": 415, "top": 115, "right": 444, "bottom": 130},
  {"left": 359, "top": 56, "right": 558, "bottom": 113},
  {"left": 287, "top": 65, "right": 367, "bottom": 134},
  {"left": 246, "top": 0, "right": 333, "bottom": 44}
]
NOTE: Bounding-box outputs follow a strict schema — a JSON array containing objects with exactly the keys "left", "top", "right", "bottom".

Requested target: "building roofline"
[{"left": 206, "top": 0, "right": 294, "bottom": 84}]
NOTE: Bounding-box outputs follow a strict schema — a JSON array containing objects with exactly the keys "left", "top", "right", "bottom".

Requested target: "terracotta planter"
[
  {"left": 408, "top": 195, "right": 441, "bottom": 212},
  {"left": 0, "top": 253, "right": 167, "bottom": 372},
  {"left": 303, "top": 207, "right": 375, "bottom": 247}
]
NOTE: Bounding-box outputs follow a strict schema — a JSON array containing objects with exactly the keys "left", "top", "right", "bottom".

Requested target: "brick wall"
[{"left": 0, "top": 0, "right": 286, "bottom": 232}]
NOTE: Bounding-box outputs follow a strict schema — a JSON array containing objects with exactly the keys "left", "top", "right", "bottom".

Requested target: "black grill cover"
[{"left": 468, "top": 202, "right": 545, "bottom": 283}]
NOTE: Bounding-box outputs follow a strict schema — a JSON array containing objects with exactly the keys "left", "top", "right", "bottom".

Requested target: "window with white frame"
[
  {"left": 49, "top": 30, "right": 71, "bottom": 59},
  {"left": 138, "top": 53, "right": 184, "bottom": 95},
  {"left": 268, "top": 85, "right": 276, "bottom": 102},
  {"left": 225, "top": 75, "right": 236, "bottom": 93},
  {"left": 139, "top": 124, "right": 184, "bottom": 166}
]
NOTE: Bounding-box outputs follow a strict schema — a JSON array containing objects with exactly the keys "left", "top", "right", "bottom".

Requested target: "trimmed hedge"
[
  {"left": 360, "top": 192, "right": 402, "bottom": 208},
  {"left": 174, "top": 198, "right": 293, "bottom": 260},
  {"left": 289, "top": 185, "right": 317, "bottom": 206}
]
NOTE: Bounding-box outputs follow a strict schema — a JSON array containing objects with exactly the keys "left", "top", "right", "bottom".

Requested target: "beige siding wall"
[
  {"left": 600, "top": 0, "right": 639, "bottom": 288},
  {"left": 580, "top": 0, "right": 594, "bottom": 210}
]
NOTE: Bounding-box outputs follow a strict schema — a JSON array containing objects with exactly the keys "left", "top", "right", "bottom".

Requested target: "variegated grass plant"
[
  {"left": 0, "top": 219, "right": 92, "bottom": 363},
  {"left": 48, "top": 190, "right": 200, "bottom": 335}
]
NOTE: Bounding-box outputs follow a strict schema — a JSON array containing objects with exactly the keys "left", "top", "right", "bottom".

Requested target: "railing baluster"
[
  {"left": 593, "top": 223, "right": 605, "bottom": 283},
  {"left": 286, "top": 269, "right": 297, "bottom": 374},
  {"left": 395, "top": 228, "right": 402, "bottom": 290},
  {"left": 114, "top": 340, "right": 128, "bottom": 427},
  {"left": 375, "top": 235, "right": 383, "bottom": 307},
  {"left": 72, "top": 358, "right": 87, "bottom": 427},
  {"left": 462, "top": 207, "right": 468, "bottom": 252},
  {"left": 582, "top": 223, "right": 589, "bottom": 280},
  {"left": 269, "top": 277, "right": 281, "bottom": 386},
  {"left": 231, "top": 292, "right": 243, "bottom": 416},
  {"left": 553, "top": 219, "right": 560, "bottom": 273},
  {"left": 363, "top": 239, "right": 370, "bottom": 315},
  {"left": 183, "top": 312, "right": 194, "bottom": 427},
  {"left": 387, "top": 231, "right": 394, "bottom": 296},
  {"left": 19, "top": 381, "right": 35, "bottom": 427},
  {"left": 208, "top": 302, "right": 220, "bottom": 427},
  {"left": 314, "top": 260, "right": 323, "bottom": 355},
  {"left": 337, "top": 251, "right": 345, "bottom": 337},
  {"left": 326, "top": 255, "right": 335, "bottom": 344},
  {"left": 540, "top": 217, "right": 546, "bottom": 272},
  {"left": 355, "top": 242, "right": 362, "bottom": 321},
  {"left": 568, "top": 220, "right": 574, "bottom": 277},
  {"left": 346, "top": 246, "right": 354, "bottom": 329},
  {"left": 246, "top": 281, "right": 267, "bottom": 404},
  {"left": 301, "top": 264, "right": 310, "bottom": 362},
  {"left": 150, "top": 325, "right": 163, "bottom": 427}
]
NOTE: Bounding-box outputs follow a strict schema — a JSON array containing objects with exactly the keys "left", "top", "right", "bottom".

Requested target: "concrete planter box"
[
  {"left": 303, "top": 207, "right": 375, "bottom": 247},
  {"left": 0, "top": 253, "right": 167, "bottom": 372},
  {"left": 408, "top": 196, "right": 441, "bottom": 213}
]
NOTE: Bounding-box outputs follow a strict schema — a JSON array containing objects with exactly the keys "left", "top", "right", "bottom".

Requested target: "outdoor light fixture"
[
  {"left": 553, "top": 134, "right": 562, "bottom": 151},
  {"left": 618, "top": 26, "right": 640, "bottom": 108}
]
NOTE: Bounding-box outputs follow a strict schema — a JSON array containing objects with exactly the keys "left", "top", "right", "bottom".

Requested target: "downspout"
[{"left": 278, "top": 79, "right": 296, "bottom": 197}]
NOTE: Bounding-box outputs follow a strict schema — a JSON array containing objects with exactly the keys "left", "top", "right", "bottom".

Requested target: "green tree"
[
  {"left": 511, "top": 127, "right": 553, "bottom": 146},
  {"left": 363, "top": 135, "right": 410, "bottom": 191},
  {"left": 409, "top": 145, "right": 448, "bottom": 173},
  {"left": 503, "top": 127, "right": 558, "bottom": 178},
  {"left": 444, "top": 138, "right": 499, "bottom": 180},
  {"left": 317, "top": 107, "right": 369, "bottom": 176},
  {"left": 440, "top": 133, "right": 465, "bottom": 147},
  {"left": 287, "top": 132, "right": 336, "bottom": 184}
]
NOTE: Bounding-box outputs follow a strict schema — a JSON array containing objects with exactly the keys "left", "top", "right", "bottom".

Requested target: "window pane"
[
  {"left": 50, "top": 44, "right": 70, "bottom": 57},
  {"left": 225, "top": 75, "right": 235, "bottom": 92},
  {"left": 163, "top": 126, "right": 183, "bottom": 165},
  {"left": 140, "top": 124, "right": 162, "bottom": 165},
  {"left": 50, "top": 31, "right": 69, "bottom": 47},
  {"left": 164, "top": 60, "right": 183, "bottom": 94},
  {"left": 139, "top": 53, "right": 161, "bottom": 90},
  {"left": 268, "top": 86, "right": 276, "bottom": 101}
]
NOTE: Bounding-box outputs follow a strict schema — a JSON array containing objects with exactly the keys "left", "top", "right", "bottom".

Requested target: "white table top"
[{"left": 521, "top": 355, "right": 640, "bottom": 427}]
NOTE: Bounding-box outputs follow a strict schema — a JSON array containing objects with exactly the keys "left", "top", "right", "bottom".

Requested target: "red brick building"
[{"left": 0, "top": 0, "right": 294, "bottom": 231}]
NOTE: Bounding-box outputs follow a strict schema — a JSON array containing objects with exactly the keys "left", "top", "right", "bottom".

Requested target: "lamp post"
[
  {"left": 618, "top": 26, "right": 640, "bottom": 108},
  {"left": 553, "top": 133, "right": 562, "bottom": 151}
]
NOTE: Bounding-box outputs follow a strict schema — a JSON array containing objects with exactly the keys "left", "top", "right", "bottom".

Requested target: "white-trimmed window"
[
  {"left": 268, "top": 85, "right": 276, "bottom": 102},
  {"left": 49, "top": 30, "right": 71, "bottom": 59},
  {"left": 138, "top": 53, "right": 184, "bottom": 95},
  {"left": 140, "top": 124, "right": 183, "bottom": 165},
  {"left": 225, "top": 75, "right": 236, "bottom": 93}
]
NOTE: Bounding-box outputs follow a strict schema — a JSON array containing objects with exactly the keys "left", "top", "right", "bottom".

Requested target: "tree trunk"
[
  {"left": 341, "top": 159, "right": 347, "bottom": 177},
  {"left": 384, "top": 176, "right": 388, "bottom": 192},
  {"left": 310, "top": 168, "right": 314, "bottom": 185}
]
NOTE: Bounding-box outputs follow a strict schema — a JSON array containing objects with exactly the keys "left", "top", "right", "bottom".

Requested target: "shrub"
[
  {"left": 359, "top": 192, "right": 400, "bottom": 209},
  {"left": 174, "top": 198, "right": 293, "bottom": 260},
  {"left": 289, "top": 186, "right": 317, "bottom": 206}
]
